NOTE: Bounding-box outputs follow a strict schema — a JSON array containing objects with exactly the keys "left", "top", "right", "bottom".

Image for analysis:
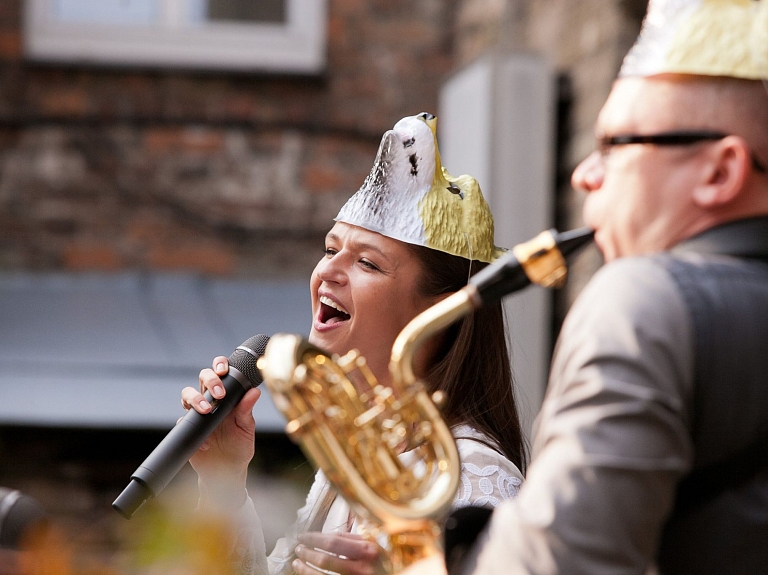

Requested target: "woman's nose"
[
  {"left": 316, "top": 255, "right": 347, "bottom": 285},
  {"left": 571, "top": 151, "right": 604, "bottom": 193}
]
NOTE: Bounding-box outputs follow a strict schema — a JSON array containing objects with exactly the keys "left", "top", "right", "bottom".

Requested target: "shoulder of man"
[
  {"left": 565, "top": 254, "right": 688, "bottom": 334},
  {"left": 548, "top": 253, "right": 695, "bottom": 404}
]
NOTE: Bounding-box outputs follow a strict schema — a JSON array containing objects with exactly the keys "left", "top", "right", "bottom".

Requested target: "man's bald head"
[
  {"left": 576, "top": 73, "right": 768, "bottom": 260},
  {"left": 657, "top": 75, "right": 768, "bottom": 170}
]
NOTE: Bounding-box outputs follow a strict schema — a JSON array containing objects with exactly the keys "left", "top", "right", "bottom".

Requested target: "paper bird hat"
[
  {"left": 620, "top": 0, "right": 768, "bottom": 80},
  {"left": 335, "top": 113, "right": 504, "bottom": 264}
]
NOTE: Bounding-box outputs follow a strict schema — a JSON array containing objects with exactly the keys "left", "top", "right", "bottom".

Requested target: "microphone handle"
[{"left": 112, "top": 366, "right": 252, "bottom": 519}]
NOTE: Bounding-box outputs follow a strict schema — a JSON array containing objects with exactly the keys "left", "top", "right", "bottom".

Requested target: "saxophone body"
[{"left": 259, "top": 329, "right": 462, "bottom": 571}]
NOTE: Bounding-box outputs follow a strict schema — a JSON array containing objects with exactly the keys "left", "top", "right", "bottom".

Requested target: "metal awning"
[{"left": 0, "top": 272, "right": 311, "bottom": 431}]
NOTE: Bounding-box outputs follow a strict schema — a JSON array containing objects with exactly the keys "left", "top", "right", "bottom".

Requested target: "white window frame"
[{"left": 23, "top": 0, "right": 328, "bottom": 74}]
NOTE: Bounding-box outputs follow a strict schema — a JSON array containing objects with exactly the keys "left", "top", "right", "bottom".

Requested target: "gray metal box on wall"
[{"left": 438, "top": 53, "right": 557, "bottom": 435}]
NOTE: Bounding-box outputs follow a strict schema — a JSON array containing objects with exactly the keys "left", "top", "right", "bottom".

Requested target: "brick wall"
[
  {"left": 0, "top": 0, "right": 460, "bottom": 278},
  {"left": 0, "top": 0, "right": 647, "bottom": 291}
]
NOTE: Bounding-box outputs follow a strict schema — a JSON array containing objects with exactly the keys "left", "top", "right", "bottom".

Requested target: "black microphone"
[
  {"left": 469, "top": 227, "right": 595, "bottom": 304},
  {"left": 112, "top": 334, "right": 270, "bottom": 519},
  {"left": 0, "top": 488, "right": 48, "bottom": 549}
]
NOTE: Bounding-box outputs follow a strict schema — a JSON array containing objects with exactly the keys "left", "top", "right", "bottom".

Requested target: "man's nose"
[{"left": 571, "top": 151, "right": 604, "bottom": 193}]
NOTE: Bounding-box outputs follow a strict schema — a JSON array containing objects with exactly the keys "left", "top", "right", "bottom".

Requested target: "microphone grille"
[
  {"left": 0, "top": 488, "right": 47, "bottom": 549},
  {"left": 228, "top": 334, "right": 270, "bottom": 387}
]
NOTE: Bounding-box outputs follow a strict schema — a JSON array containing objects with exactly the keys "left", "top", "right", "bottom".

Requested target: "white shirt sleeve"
[
  {"left": 224, "top": 470, "right": 333, "bottom": 575},
  {"left": 226, "top": 494, "right": 270, "bottom": 575}
]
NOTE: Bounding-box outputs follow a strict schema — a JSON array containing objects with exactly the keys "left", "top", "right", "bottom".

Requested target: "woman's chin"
[{"left": 308, "top": 328, "right": 345, "bottom": 355}]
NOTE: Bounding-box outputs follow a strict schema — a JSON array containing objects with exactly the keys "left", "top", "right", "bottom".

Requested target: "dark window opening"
[{"left": 207, "top": 0, "right": 287, "bottom": 24}]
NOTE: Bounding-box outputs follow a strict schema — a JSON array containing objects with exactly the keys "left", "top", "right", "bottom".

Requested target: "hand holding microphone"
[
  {"left": 113, "top": 334, "right": 270, "bottom": 519},
  {"left": 182, "top": 351, "right": 264, "bottom": 512}
]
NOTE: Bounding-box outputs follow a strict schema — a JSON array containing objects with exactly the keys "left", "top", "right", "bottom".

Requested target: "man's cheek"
[{"left": 582, "top": 195, "right": 605, "bottom": 228}]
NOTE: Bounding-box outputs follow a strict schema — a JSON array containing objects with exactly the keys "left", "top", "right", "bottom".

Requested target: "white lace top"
[{"left": 226, "top": 424, "right": 523, "bottom": 575}]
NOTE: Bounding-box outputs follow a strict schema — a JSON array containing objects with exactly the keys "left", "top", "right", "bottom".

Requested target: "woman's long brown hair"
[{"left": 407, "top": 244, "right": 527, "bottom": 474}]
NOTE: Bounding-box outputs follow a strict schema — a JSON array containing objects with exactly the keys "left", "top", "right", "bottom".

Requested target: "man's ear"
[{"left": 692, "top": 136, "right": 750, "bottom": 208}]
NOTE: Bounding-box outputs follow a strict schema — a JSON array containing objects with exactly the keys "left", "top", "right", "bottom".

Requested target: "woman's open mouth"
[{"left": 318, "top": 295, "right": 351, "bottom": 325}]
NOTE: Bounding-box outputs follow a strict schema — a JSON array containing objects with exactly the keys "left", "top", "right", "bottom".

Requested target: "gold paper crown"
[
  {"left": 620, "top": 0, "right": 768, "bottom": 80},
  {"left": 335, "top": 113, "right": 504, "bottom": 263}
]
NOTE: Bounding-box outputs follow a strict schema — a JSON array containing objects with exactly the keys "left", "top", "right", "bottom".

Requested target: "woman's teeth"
[
  {"left": 319, "top": 295, "right": 349, "bottom": 315},
  {"left": 318, "top": 295, "right": 350, "bottom": 324}
]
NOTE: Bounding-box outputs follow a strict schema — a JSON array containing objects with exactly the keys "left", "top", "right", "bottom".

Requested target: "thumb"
[{"left": 234, "top": 387, "right": 261, "bottom": 419}]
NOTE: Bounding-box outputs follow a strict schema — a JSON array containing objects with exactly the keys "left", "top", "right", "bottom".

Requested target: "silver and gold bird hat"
[
  {"left": 620, "top": 0, "right": 768, "bottom": 80},
  {"left": 335, "top": 113, "right": 504, "bottom": 264}
]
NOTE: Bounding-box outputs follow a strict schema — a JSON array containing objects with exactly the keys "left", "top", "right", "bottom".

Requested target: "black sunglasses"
[{"left": 597, "top": 130, "right": 767, "bottom": 174}]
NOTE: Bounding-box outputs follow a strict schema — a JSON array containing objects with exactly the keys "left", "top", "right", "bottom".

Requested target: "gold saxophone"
[{"left": 257, "top": 228, "right": 593, "bottom": 573}]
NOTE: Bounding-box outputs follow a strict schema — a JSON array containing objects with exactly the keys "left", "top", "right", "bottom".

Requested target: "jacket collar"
[{"left": 672, "top": 216, "right": 768, "bottom": 260}]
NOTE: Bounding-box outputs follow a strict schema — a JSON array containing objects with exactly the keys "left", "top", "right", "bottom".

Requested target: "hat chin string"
[{"left": 465, "top": 232, "right": 474, "bottom": 284}]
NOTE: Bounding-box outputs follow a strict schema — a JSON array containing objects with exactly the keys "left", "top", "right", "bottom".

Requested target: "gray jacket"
[{"left": 470, "top": 216, "right": 768, "bottom": 574}]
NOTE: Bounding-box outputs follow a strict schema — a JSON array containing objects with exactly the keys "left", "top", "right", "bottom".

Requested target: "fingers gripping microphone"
[{"left": 112, "top": 334, "right": 270, "bottom": 519}]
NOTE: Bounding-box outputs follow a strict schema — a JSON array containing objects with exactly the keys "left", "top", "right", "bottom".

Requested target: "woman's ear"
[{"left": 692, "top": 136, "right": 750, "bottom": 208}]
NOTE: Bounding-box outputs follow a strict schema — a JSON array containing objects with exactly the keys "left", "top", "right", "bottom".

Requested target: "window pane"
[
  {"left": 55, "top": 0, "right": 160, "bottom": 25},
  {"left": 206, "top": 0, "right": 287, "bottom": 24}
]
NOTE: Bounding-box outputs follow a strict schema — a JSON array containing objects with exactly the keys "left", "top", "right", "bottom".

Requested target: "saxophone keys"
[
  {"left": 285, "top": 410, "right": 316, "bottom": 437},
  {"left": 354, "top": 402, "right": 386, "bottom": 427}
]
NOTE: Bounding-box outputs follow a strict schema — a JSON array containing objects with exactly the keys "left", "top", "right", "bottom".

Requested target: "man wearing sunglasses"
[{"left": 403, "top": 1, "right": 768, "bottom": 574}]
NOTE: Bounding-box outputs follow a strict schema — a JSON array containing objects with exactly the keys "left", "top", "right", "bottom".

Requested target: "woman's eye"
[
  {"left": 360, "top": 259, "right": 380, "bottom": 271},
  {"left": 324, "top": 248, "right": 337, "bottom": 257}
]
